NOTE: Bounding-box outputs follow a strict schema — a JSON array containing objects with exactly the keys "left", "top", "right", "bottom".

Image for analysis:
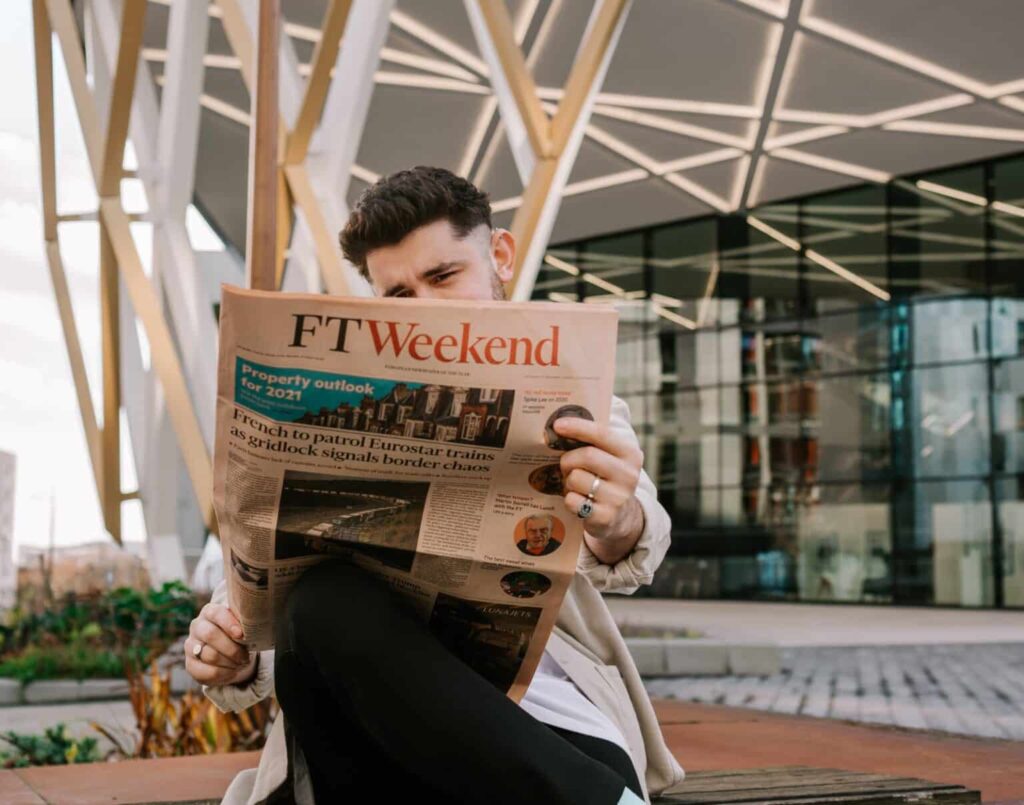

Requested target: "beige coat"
[{"left": 205, "top": 395, "right": 686, "bottom": 804}]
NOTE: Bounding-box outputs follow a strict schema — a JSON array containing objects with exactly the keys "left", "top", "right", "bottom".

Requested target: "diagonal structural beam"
[
  {"left": 217, "top": 0, "right": 364, "bottom": 296},
  {"left": 98, "top": 0, "right": 146, "bottom": 197},
  {"left": 470, "top": 0, "right": 552, "bottom": 161},
  {"left": 286, "top": 0, "right": 354, "bottom": 166},
  {"left": 100, "top": 201, "right": 216, "bottom": 530},
  {"left": 469, "top": 0, "right": 631, "bottom": 299},
  {"left": 548, "top": 0, "right": 630, "bottom": 155},
  {"left": 506, "top": 0, "right": 631, "bottom": 299},
  {"left": 43, "top": 0, "right": 217, "bottom": 534},
  {"left": 246, "top": 0, "right": 281, "bottom": 291},
  {"left": 34, "top": 0, "right": 103, "bottom": 499},
  {"left": 95, "top": 0, "right": 146, "bottom": 543},
  {"left": 739, "top": 0, "right": 803, "bottom": 210}
]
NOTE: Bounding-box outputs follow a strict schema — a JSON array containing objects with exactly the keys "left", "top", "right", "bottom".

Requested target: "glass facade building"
[{"left": 533, "top": 154, "right": 1024, "bottom": 608}]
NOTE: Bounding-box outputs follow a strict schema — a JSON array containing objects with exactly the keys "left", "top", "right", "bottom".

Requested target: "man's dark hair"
[{"left": 339, "top": 166, "right": 492, "bottom": 279}]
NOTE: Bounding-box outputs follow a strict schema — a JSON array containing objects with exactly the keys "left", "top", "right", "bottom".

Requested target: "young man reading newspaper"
[{"left": 187, "top": 167, "right": 685, "bottom": 805}]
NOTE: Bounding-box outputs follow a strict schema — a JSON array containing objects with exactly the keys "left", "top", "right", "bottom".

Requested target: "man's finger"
[
  {"left": 563, "top": 491, "right": 614, "bottom": 528},
  {"left": 552, "top": 417, "right": 633, "bottom": 459},
  {"left": 185, "top": 655, "right": 239, "bottom": 686},
  {"left": 563, "top": 468, "right": 630, "bottom": 507},
  {"left": 190, "top": 618, "right": 250, "bottom": 666},
  {"left": 559, "top": 445, "right": 624, "bottom": 483},
  {"left": 184, "top": 636, "right": 244, "bottom": 670},
  {"left": 201, "top": 603, "right": 245, "bottom": 641}
]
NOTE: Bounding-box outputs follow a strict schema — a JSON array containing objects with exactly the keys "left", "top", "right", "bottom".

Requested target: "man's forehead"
[{"left": 367, "top": 220, "right": 487, "bottom": 270}]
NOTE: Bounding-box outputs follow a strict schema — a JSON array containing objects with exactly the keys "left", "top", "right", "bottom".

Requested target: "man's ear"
[{"left": 491, "top": 228, "right": 516, "bottom": 284}]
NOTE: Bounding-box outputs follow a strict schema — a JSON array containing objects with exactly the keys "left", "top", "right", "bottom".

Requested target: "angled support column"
[
  {"left": 95, "top": 0, "right": 147, "bottom": 544},
  {"left": 92, "top": 0, "right": 219, "bottom": 452},
  {"left": 218, "top": 0, "right": 389, "bottom": 297},
  {"left": 44, "top": 0, "right": 217, "bottom": 534},
  {"left": 245, "top": 0, "right": 281, "bottom": 291},
  {"left": 467, "top": 0, "right": 631, "bottom": 301},
  {"left": 33, "top": 0, "right": 103, "bottom": 504}
]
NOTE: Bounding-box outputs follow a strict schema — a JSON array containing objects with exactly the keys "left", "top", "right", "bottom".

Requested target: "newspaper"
[{"left": 213, "top": 285, "right": 618, "bottom": 701}]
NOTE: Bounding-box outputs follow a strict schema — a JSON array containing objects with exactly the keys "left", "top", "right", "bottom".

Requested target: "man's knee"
[{"left": 278, "top": 559, "right": 390, "bottom": 651}]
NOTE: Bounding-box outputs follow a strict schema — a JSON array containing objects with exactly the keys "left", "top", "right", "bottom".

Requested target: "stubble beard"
[{"left": 490, "top": 269, "right": 508, "bottom": 301}]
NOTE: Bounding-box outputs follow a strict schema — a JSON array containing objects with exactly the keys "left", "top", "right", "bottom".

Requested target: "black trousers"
[{"left": 274, "top": 559, "right": 643, "bottom": 804}]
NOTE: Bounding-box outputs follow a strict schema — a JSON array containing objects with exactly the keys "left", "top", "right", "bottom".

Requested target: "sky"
[{"left": 0, "top": 4, "right": 219, "bottom": 554}]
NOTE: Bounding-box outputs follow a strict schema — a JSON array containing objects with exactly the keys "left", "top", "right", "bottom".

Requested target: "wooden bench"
[{"left": 654, "top": 766, "right": 981, "bottom": 804}]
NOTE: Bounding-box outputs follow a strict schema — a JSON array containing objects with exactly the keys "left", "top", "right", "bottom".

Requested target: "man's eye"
[{"left": 432, "top": 271, "right": 456, "bottom": 284}]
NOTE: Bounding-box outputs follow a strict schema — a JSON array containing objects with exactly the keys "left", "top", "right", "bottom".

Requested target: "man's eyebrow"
[
  {"left": 421, "top": 261, "right": 461, "bottom": 279},
  {"left": 382, "top": 261, "right": 462, "bottom": 298}
]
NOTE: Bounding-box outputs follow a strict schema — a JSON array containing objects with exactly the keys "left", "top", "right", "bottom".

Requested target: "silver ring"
[
  {"left": 587, "top": 475, "right": 602, "bottom": 501},
  {"left": 192, "top": 641, "right": 205, "bottom": 659},
  {"left": 577, "top": 499, "right": 594, "bottom": 519}
]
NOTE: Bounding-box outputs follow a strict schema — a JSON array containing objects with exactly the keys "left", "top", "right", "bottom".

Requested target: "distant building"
[
  {"left": 296, "top": 383, "right": 514, "bottom": 447},
  {"left": 0, "top": 451, "right": 14, "bottom": 610},
  {"left": 17, "top": 540, "right": 149, "bottom": 611}
]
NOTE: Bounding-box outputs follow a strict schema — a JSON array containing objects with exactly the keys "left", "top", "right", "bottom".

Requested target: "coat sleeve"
[
  {"left": 576, "top": 395, "right": 673, "bottom": 595},
  {"left": 201, "top": 579, "right": 276, "bottom": 713}
]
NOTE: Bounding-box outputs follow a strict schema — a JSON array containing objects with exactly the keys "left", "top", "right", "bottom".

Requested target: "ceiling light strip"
[
  {"left": 591, "top": 104, "right": 748, "bottom": 149},
  {"left": 999, "top": 96, "right": 1024, "bottom": 114},
  {"left": 915, "top": 180, "right": 986, "bottom": 207},
  {"left": 697, "top": 257, "right": 721, "bottom": 326},
  {"left": 663, "top": 172, "right": 732, "bottom": 213},
  {"left": 652, "top": 304, "right": 697, "bottom": 329},
  {"left": 883, "top": 120, "right": 1024, "bottom": 142},
  {"left": 582, "top": 273, "right": 626, "bottom": 295},
  {"left": 800, "top": 15, "right": 990, "bottom": 96},
  {"left": 374, "top": 72, "right": 491, "bottom": 94},
  {"left": 805, "top": 249, "right": 891, "bottom": 300},
  {"left": 658, "top": 148, "right": 745, "bottom": 174},
  {"left": 379, "top": 48, "right": 481, "bottom": 82},
  {"left": 861, "top": 94, "right": 974, "bottom": 126},
  {"left": 764, "top": 125, "right": 847, "bottom": 149},
  {"left": 543, "top": 254, "right": 581, "bottom": 276},
  {"left": 771, "top": 148, "right": 891, "bottom": 183},
  {"left": 491, "top": 195, "right": 522, "bottom": 213},
  {"left": 389, "top": 9, "right": 489, "bottom": 77},
  {"left": 650, "top": 293, "right": 682, "bottom": 308},
  {"left": 992, "top": 200, "right": 1024, "bottom": 219},
  {"left": 564, "top": 168, "right": 649, "bottom": 196},
  {"left": 582, "top": 121, "right": 662, "bottom": 173},
  {"left": 732, "top": 0, "right": 789, "bottom": 19},
  {"left": 580, "top": 92, "right": 759, "bottom": 118},
  {"left": 746, "top": 215, "right": 800, "bottom": 250},
  {"left": 350, "top": 164, "right": 381, "bottom": 185}
]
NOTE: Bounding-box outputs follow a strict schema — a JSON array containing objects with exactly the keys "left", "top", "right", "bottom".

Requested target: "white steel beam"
[
  {"left": 291, "top": 0, "right": 394, "bottom": 294},
  {"left": 510, "top": 0, "right": 632, "bottom": 300}
]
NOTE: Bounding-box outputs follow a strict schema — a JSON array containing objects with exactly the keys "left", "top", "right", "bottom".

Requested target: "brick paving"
[{"left": 646, "top": 642, "right": 1024, "bottom": 741}]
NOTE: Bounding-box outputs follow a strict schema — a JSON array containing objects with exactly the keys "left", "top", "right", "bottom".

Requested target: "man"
[
  {"left": 517, "top": 513, "right": 561, "bottom": 556},
  {"left": 187, "top": 167, "right": 685, "bottom": 804}
]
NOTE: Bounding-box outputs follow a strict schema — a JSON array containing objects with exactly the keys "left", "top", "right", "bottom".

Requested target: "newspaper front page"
[{"left": 213, "top": 285, "right": 618, "bottom": 700}]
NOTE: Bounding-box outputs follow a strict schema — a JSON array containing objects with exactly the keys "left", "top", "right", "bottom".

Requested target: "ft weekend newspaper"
[{"left": 213, "top": 285, "right": 618, "bottom": 701}]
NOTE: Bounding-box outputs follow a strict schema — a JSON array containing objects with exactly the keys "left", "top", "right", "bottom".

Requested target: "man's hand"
[
  {"left": 554, "top": 417, "right": 646, "bottom": 565},
  {"left": 184, "top": 602, "right": 257, "bottom": 687}
]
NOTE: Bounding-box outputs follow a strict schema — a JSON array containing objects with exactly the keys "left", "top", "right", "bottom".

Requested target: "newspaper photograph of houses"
[{"left": 213, "top": 286, "right": 618, "bottom": 700}]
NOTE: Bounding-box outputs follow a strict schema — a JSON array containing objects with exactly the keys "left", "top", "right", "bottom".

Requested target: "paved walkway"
[
  {"left": 647, "top": 642, "right": 1024, "bottom": 741},
  {"left": 2, "top": 701, "right": 1022, "bottom": 803},
  {"left": 607, "top": 598, "right": 1024, "bottom": 646}
]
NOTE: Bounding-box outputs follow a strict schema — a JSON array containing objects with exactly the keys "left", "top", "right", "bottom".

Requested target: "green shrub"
[
  {"left": 0, "top": 724, "right": 103, "bottom": 767},
  {"left": 0, "top": 644, "right": 126, "bottom": 683},
  {"left": 0, "top": 582, "right": 200, "bottom": 683}
]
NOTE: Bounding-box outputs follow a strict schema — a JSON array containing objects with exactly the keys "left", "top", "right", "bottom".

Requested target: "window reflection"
[{"left": 535, "top": 152, "right": 1024, "bottom": 608}]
